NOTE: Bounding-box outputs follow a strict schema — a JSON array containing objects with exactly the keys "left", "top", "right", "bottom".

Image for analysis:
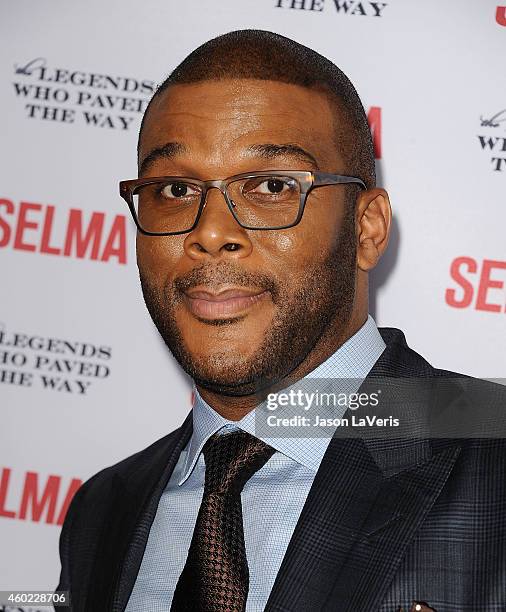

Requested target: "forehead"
[{"left": 139, "top": 79, "right": 340, "bottom": 170}]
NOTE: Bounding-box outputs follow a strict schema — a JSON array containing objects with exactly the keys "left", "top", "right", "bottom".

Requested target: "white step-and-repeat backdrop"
[{"left": 1, "top": 0, "right": 505, "bottom": 601}]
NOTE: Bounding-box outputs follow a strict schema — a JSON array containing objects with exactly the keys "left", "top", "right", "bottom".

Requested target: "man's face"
[{"left": 137, "top": 79, "right": 357, "bottom": 396}]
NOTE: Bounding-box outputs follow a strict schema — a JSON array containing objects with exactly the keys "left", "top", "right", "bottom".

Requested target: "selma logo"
[
  {"left": 0, "top": 467, "right": 81, "bottom": 526},
  {"left": 446, "top": 257, "right": 506, "bottom": 313},
  {"left": 275, "top": 0, "right": 387, "bottom": 16},
  {"left": 496, "top": 6, "right": 506, "bottom": 26},
  {"left": 367, "top": 106, "right": 381, "bottom": 159},
  {"left": 477, "top": 109, "right": 506, "bottom": 171},
  {"left": 0, "top": 197, "right": 127, "bottom": 264}
]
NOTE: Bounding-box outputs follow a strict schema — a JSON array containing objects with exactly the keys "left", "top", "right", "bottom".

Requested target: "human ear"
[{"left": 355, "top": 188, "right": 392, "bottom": 271}]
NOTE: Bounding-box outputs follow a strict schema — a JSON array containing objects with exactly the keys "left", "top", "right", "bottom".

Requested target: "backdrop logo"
[
  {"left": 0, "top": 467, "right": 81, "bottom": 526},
  {"left": 445, "top": 257, "right": 506, "bottom": 313},
  {"left": 12, "top": 57, "right": 155, "bottom": 130},
  {"left": 496, "top": 6, "right": 506, "bottom": 25},
  {"left": 0, "top": 196, "right": 127, "bottom": 264},
  {"left": 0, "top": 324, "right": 113, "bottom": 395},
  {"left": 477, "top": 109, "right": 506, "bottom": 171},
  {"left": 367, "top": 106, "right": 381, "bottom": 158},
  {"left": 275, "top": 0, "right": 387, "bottom": 16}
]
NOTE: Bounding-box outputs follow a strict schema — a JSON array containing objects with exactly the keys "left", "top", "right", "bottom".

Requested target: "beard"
[{"left": 139, "top": 201, "right": 357, "bottom": 397}]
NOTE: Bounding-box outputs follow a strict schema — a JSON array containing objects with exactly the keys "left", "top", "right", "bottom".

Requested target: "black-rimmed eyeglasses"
[{"left": 119, "top": 170, "right": 366, "bottom": 236}]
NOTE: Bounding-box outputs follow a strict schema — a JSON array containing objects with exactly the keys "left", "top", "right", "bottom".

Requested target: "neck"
[{"left": 196, "top": 308, "right": 368, "bottom": 421}]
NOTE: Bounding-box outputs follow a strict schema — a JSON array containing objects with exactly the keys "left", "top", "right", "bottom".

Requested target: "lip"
[{"left": 183, "top": 286, "right": 269, "bottom": 320}]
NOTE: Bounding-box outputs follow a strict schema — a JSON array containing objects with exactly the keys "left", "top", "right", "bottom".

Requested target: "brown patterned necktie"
[{"left": 170, "top": 430, "right": 275, "bottom": 612}]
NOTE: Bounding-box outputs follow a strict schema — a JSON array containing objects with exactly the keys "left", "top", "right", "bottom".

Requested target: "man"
[{"left": 56, "top": 30, "right": 505, "bottom": 611}]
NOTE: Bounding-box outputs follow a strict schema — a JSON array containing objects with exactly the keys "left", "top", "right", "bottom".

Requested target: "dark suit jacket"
[{"left": 56, "top": 328, "right": 506, "bottom": 611}]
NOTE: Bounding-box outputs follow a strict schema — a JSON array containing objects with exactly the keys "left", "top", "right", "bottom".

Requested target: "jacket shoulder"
[
  {"left": 377, "top": 326, "right": 506, "bottom": 448},
  {"left": 56, "top": 420, "right": 191, "bottom": 596},
  {"left": 378, "top": 326, "right": 486, "bottom": 380},
  {"left": 74, "top": 422, "right": 188, "bottom": 507}
]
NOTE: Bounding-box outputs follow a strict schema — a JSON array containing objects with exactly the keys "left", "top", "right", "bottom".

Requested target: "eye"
[
  {"left": 160, "top": 181, "right": 199, "bottom": 199},
  {"left": 242, "top": 177, "right": 298, "bottom": 199},
  {"left": 254, "top": 178, "right": 292, "bottom": 194}
]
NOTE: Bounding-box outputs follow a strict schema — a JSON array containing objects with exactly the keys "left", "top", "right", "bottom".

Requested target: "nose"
[{"left": 183, "top": 186, "right": 253, "bottom": 260}]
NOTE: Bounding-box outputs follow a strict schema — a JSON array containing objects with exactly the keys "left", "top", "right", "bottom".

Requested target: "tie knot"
[{"left": 202, "top": 430, "right": 275, "bottom": 495}]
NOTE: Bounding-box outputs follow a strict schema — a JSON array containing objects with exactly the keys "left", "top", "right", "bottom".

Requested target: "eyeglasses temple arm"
[{"left": 313, "top": 172, "right": 366, "bottom": 190}]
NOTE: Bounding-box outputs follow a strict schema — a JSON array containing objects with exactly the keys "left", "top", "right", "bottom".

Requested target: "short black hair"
[{"left": 139, "top": 29, "right": 375, "bottom": 189}]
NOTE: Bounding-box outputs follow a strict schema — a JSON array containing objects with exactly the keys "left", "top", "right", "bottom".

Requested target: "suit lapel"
[
  {"left": 85, "top": 413, "right": 193, "bottom": 612},
  {"left": 266, "top": 330, "right": 463, "bottom": 611}
]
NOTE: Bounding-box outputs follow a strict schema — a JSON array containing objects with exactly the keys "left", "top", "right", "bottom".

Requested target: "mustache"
[{"left": 173, "top": 262, "right": 279, "bottom": 301}]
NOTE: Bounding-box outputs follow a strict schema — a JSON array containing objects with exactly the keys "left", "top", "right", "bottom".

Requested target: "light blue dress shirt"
[{"left": 125, "top": 315, "right": 385, "bottom": 611}]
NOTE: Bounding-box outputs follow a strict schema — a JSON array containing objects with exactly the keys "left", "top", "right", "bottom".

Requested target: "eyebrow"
[
  {"left": 138, "top": 141, "right": 320, "bottom": 176},
  {"left": 139, "top": 142, "right": 187, "bottom": 175},
  {"left": 246, "top": 143, "right": 319, "bottom": 170}
]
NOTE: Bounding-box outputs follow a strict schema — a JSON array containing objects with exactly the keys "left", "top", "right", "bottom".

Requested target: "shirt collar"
[{"left": 179, "top": 315, "right": 385, "bottom": 484}]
